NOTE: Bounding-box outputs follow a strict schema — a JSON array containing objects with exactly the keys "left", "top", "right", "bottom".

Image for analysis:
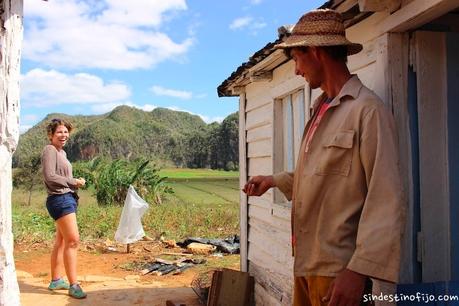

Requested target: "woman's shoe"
[
  {"left": 68, "top": 284, "right": 87, "bottom": 299},
  {"left": 48, "top": 278, "right": 70, "bottom": 290}
]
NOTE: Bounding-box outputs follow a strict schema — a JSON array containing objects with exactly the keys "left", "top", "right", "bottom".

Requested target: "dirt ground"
[{"left": 14, "top": 239, "right": 240, "bottom": 306}]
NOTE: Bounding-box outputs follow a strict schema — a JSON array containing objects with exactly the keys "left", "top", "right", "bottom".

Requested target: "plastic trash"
[
  {"left": 114, "top": 185, "right": 149, "bottom": 244},
  {"left": 177, "top": 235, "right": 240, "bottom": 254}
]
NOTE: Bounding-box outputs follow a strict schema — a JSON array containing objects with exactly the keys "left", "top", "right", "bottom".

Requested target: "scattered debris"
[
  {"left": 178, "top": 236, "right": 240, "bottom": 254},
  {"left": 135, "top": 257, "right": 206, "bottom": 276},
  {"left": 160, "top": 236, "right": 178, "bottom": 248},
  {"left": 161, "top": 252, "right": 193, "bottom": 257},
  {"left": 143, "top": 246, "right": 153, "bottom": 253},
  {"left": 142, "top": 235, "right": 154, "bottom": 241},
  {"left": 106, "top": 246, "right": 117, "bottom": 252},
  {"left": 187, "top": 243, "right": 216, "bottom": 255}
]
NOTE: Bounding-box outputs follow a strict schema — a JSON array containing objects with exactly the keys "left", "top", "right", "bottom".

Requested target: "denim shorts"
[{"left": 46, "top": 193, "right": 78, "bottom": 221}]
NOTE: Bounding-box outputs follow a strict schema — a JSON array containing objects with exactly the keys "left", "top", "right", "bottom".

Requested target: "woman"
[{"left": 41, "top": 118, "right": 87, "bottom": 299}]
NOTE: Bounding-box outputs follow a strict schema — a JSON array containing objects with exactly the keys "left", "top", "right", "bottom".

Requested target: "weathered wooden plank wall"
[{"left": 0, "top": 0, "right": 23, "bottom": 305}]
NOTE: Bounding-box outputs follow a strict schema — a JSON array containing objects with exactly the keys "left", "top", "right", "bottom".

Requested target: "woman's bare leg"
[
  {"left": 56, "top": 213, "right": 79, "bottom": 285},
  {"left": 50, "top": 226, "right": 65, "bottom": 280}
]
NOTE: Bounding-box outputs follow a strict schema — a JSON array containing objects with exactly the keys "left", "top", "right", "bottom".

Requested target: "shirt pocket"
[{"left": 315, "top": 130, "right": 355, "bottom": 176}]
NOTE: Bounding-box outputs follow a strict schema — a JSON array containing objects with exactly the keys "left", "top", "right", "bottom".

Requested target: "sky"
[{"left": 20, "top": 0, "right": 324, "bottom": 133}]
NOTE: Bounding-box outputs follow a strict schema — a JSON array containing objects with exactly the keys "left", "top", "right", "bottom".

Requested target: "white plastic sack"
[{"left": 114, "top": 185, "right": 149, "bottom": 244}]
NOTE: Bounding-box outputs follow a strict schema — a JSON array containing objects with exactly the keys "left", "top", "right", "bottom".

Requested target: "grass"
[
  {"left": 12, "top": 170, "right": 240, "bottom": 243},
  {"left": 160, "top": 168, "right": 239, "bottom": 179}
]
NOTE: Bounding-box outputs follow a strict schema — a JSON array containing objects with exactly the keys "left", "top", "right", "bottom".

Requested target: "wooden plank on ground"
[{"left": 207, "top": 269, "right": 254, "bottom": 306}]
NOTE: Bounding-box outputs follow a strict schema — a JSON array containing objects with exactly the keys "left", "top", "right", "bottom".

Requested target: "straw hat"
[{"left": 275, "top": 9, "right": 363, "bottom": 55}]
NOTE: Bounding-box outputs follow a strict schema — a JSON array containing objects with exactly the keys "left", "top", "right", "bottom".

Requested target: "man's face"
[{"left": 290, "top": 47, "right": 322, "bottom": 89}]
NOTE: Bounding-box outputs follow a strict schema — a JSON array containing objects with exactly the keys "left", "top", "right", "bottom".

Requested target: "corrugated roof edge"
[
  {"left": 217, "top": 0, "right": 355, "bottom": 98},
  {"left": 217, "top": 38, "right": 283, "bottom": 97}
]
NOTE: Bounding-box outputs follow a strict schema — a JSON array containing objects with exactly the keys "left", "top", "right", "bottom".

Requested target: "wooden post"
[
  {"left": 0, "top": 0, "right": 23, "bottom": 305},
  {"left": 239, "top": 92, "right": 248, "bottom": 272}
]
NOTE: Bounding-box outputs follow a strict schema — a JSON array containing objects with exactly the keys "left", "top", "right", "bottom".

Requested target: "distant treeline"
[
  {"left": 14, "top": 106, "right": 239, "bottom": 170},
  {"left": 170, "top": 112, "right": 239, "bottom": 170}
]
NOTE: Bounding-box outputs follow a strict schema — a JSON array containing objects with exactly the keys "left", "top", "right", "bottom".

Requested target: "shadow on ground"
[{"left": 19, "top": 279, "right": 202, "bottom": 306}]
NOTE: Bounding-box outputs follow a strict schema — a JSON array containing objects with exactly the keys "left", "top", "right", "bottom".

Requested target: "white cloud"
[
  {"left": 252, "top": 21, "right": 267, "bottom": 30},
  {"left": 20, "top": 125, "right": 32, "bottom": 134},
  {"left": 250, "top": 0, "right": 263, "bottom": 4},
  {"left": 229, "top": 17, "right": 253, "bottom": 30},
  {"left": 166, "top": 106, "right": 224, "bottom": 124},
  {"left": 23, "top": 0, "right": 193, "bottom": 70},
  {"left": 200, "top": 115, "right": 224, "bottom": 124},
  {"left": 229, "top": 16, "right": 267, "bottom": 33},
  {"left": 90, "top": 102, "right": 158, "bottom": 114},
  {"left": 141, "top": 104, "right": 157, "bottom": 112},
  {"left": 21, "top": 68, "right": 131, "bottom": 106},
  {"left": 85, "top": 102, "right": 223, "bottom": 124},
  {"left": 23, "top": 114, "right": 38, "bottom": 122},
  {"left": 150, "top": 85, "right": 193, "bottom": 100},
  {"left": 195, "top": 93, "right": 208, "bottom": 99}
]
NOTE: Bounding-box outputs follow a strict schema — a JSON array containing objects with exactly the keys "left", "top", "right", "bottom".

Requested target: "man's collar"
[
  {"left": 311, "top": 75, "right": 363, "bottom": 112},
  {"left": 335, "top": 75, "right": 363, "bottom": 102}
]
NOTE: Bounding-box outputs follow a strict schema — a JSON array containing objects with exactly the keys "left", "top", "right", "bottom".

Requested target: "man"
[{"left": 243, "top": 9, "right": 405, "bottom": 306}]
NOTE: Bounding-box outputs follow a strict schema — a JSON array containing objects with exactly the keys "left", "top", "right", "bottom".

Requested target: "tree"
[
  {"left": 206, "top": 113, "right": 239, "bottom": 170},
  {"left": 0, "top": 0, "right": 23, "bottom": 304},
  {"left": 12, "top": 153, "right": 41, "bottom": 206},
  {"left": 183, "top": 131, "right": 209, "bottom": 168},
  {"left": 219, "top": 112, "right": 239, "bottom": 170}
]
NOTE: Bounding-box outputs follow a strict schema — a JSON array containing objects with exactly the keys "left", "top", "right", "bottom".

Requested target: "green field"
[
  {"left": 12, "top": 169, "right": 240, "bottom": 243},
  {"left": 160, "top": 168, "right": 239, "bottom": 179}
]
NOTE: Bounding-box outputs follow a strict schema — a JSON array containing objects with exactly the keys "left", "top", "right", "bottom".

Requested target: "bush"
[{"left": 95, "top": 158, "right": 172, "bottom": 206}]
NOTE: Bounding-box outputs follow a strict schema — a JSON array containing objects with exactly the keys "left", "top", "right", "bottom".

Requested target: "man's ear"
[{"left": 309, "top": 46, "right": 321, "bottom": 60}]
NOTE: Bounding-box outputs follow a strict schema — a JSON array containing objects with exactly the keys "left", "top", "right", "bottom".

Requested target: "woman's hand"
[{"left": 75, "top": 178, "right": 86, "bottom": 188}]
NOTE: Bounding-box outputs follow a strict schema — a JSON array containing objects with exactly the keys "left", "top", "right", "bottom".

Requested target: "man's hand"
[
  {"left": 323, "top": 269, "right": 367, "bottom": 306},
  {"left": 243, "top": 175, "right": 275, "bottom": 196}
]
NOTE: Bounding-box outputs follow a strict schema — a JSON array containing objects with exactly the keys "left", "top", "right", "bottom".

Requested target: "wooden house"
[{"left": 218, "top": 0, "right": 459, "bottom": 304}]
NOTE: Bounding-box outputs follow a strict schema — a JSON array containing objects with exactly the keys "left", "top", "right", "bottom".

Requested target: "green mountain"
[{"left": 14, "top": 106, "right": 238, "bottom": 169}]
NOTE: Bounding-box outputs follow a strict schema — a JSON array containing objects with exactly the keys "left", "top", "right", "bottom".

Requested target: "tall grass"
[{"left": 12, "top": 175, "right": 240, "bottom": 243}]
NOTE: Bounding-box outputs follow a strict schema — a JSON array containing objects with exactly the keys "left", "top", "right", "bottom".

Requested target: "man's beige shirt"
[{"left": 273, "top": 76, "right": 405, "bottom": 282}]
